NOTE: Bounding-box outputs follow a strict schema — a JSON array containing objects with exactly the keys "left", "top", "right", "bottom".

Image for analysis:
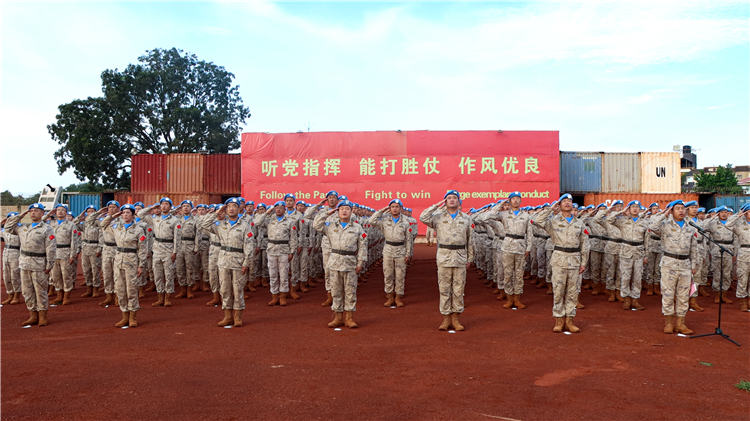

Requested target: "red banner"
[{"left": 241, "top": 131, "right": 559, "bottom": 233}]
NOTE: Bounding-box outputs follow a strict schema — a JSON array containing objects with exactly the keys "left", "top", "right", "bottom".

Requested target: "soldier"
[
  {"left": 75, "top": 205, "right": 102, "bottom": 298},
  {"left": 101, "top": 205, "right": 148, "bottom": 327},
  {"left": 532, "top": 194, "right": 589, "bottom": 332},
  {"left": 704, "top": 205, "right": 736, "bottom": 304},
  {"left": 45, "top": 204, "right": 79, "bottom": 305},
  {"left": 420, "top": 190, "right": 474, "bottom": 331},
  {"left": 1, "top": 212, "right": 23, "bottom": 304},
  {"left": 607, "top": 200, "right": 649, "bottom": 310},
  {"left": 592, "top": 200, "right": 624, "bottom": 302},
  {"left": 194, "top": 204, "right": 211, "bottom": 293},
  {"left": 648, "top": 200, "right": 699, "bottom": 334},
  {"left": 92, "top": 200, "right": 121, "bottom": 307},
  {"left": 303, "top": 191, "right": 340, "bottom": 307},
  {"left": 369, "top": 199, "right": 413, "bottom": 307},
  {"left": 532, "top": 206, "right": 550, "bottom": 288},
  {"left": 582, "top": 204, "right": 607, "bottom": 296},
  {"left": 255, "top": 200, "right": 299, "bottom": 306},
  {"left": 174, "top": 200, "right": 199, "bottom": 298},
  {"left": 475, "top": 201, "right": 508, "bottom": 299},
  {"left": 137, "top": 198, "right": 181, "bottom": 307},
  {"left": 295, "top": 201, "right": 314, "bottom": 291},
  {"left": 644, "top": 202, "right": 662, "bottom": 295},
  {"left": 696, "top": 207, "right": 712, "bottom": 298},
  {"left": 253, "top": 203, "right": 270, "bottom": 287},
  {"left": 5, "top": 204, "right": 56, "bottom": 326},
  {"left": 313, "top": 199, "right": 367, "bottom": 328},
  {"left": 684, "top": 201, "right": 706, "bottom": 312},
  {"left": 727, "top": 205, "right": 750, "bottom": 311},
  {"left": 199, "top": 198, "right": 257, "bottom": 327},
  {"left": 484, "top": 191, "right": 532, "bottom": 309},
  {"left": 204, "top": 205, "right": 223, "bottom": 306}
]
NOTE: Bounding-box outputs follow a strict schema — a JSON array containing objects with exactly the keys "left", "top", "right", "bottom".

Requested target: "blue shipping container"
[
  {"left": 66, "top": 194, "right": 101, "bottom": 216},
  {"left": 713, "top": 195, "right": 750, "bottom": 211},
  {"left": 560, "top": 152, "right": 602, "bottom": 193}
]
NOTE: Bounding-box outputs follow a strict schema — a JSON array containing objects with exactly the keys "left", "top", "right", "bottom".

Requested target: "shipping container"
[
  {"left": 65, "top": 193, "right": 102, "bottom": 216},
  {"left": 203, "top": 154, "right": 241, "bottom": 194},
  {"left": 640, "top": 152, "right": 680, "bottom": 194},
  {"left": 166, "top": 154, "right": 205, "bottom": 193},
  {"left": 709, "top": 195, "right": 750, "bottom": 211},
  {"left": 583, "top": 193, "right": 698, "bottom": 209},
  {"left": 131, "top": 154, "right": 167, "bottom": 192},
  {"left": 601, "top": 153, "right": 641, "bottom": 193},
  {"left": 114, "top": 192, "right": 222, "bottom": 207},
  {"left": 560, "top": 152, "right": 602, "bottom": 193}
]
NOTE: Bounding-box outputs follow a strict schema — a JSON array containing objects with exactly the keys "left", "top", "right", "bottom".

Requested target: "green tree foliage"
[
  {"left": 694, "top": 164, "right": 743, "bottom": 194},
  {"left": 1, "top": 190, "right": 41, "bottom": 206},
  {"left": 48, "top": 48, "right": 251, "bottom": 189}
]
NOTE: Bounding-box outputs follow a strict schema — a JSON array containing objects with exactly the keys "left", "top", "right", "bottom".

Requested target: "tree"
[
  {"left": 694, "top": 164, "right": 743, "bottom": 194},
  {"left": 48, "top": 48, "right": 251, "bottom": 189},
  {"left": 1, "top": 191, "right": 41, "bottom": 206}
]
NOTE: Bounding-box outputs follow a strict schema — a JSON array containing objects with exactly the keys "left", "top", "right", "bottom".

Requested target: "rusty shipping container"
[
  {"left": 640, "top": 152, "right": 681, "bottom": 194},
  {"left": 131, "top": 154, "right": 167, "bottom": 192},
  {"left": 166, "top": 154, "right": 205, "bottom": 193},
  {"left": 602, "top": 153, "right": 641, "bottom": 192},
  {"left": 203, "top": 154, "right": 241, "bottom": 194},
  {"left": 583, "top": 193, "right": 698, "bottom": 209},
  {"left": 115, "top": 192, "right": 222, "bottom": 207}
]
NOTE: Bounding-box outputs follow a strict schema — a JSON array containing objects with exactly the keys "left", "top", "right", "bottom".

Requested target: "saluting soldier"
[
  {"left": 644, "top": 202, "right": 662, "bottom": 295},
  {"left": 75, "top": 205, "right": 102, "bottom": 298},
  {"left": 726, "top": 205, "right": 750, "bottom": 311},
  {"left": 303, "top": 191, "right": 341, "bottom": 307},
  {"left": 45, "top": 204, "right": 79, "bottom": 305},
  {"left": 91, "top": 200, "right": 121, "bottom": 307},
  {"left": 174, "top": 200, "right": 199, "bottom": 299},
  {"left": 1, "top": 212, "right": 23, "bottom": 305},
  {"left": 137, "top": 198, "right": 181, "bottom": 307},
  {"left": 704, "top": 205, "right": 736, "bottom": 304},
  {"left": 5, "top": 204, "right": 56, "bottom": 326},
  {"left": 420, "top": 190, "right": 474, "bottom": 331},
  {"left": 607, "top": 200, "right": 649, "bottom": 311},
  {"left": 370, "top": 199, "right": 414, "bottom": 308},
  {"left": 255, "top": 200, "right": 299, "bottom": 306}
]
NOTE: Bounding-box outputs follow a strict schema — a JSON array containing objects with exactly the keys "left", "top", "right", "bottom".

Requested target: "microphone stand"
[{"left": 690, "top": 225, "right": 740, "bottom": 346}]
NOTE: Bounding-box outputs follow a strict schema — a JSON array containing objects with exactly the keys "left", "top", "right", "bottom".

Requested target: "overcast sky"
[{"left": 1, "top": 0, "right": 748, "bottom": 195}]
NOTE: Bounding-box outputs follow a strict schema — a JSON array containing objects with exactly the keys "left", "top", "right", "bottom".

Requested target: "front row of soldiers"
[{"left": 0, "top": 191, "right": 420, "bottom": 329}]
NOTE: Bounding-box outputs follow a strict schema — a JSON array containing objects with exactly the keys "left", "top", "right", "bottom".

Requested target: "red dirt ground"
[{"left": 2, "top": 244, "right": 749, "bottom": 421}]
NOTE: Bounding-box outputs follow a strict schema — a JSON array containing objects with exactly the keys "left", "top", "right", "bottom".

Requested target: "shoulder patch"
[
  {"left": 140, "top": 235, "right": 146, "bottom": 242},
  {"left": 584, "top": 229, "right": 589, "bottom": 235},
  {"left": 292, "top": 226, "right": 296, "bottom": 230},
  {"left": 148, "top": 228, "right": 152, "bottom": 232},
  {"left": 49, "top": 235, "right": 55, "bottom": 240},
  {"left": 177, "top": 225, "right": 181, "bottom": 229},
  {"left": 301, "top": 219, "right": 305, "bottom": 223},
  {"left": 471, "top": 224, "right": 475, "bottom": 229},
  {"left": 362, "top": 233, "right": 367, "bottom": 238},
  {"left": 247, "top": 232, "right": 253, "bottom": 238},
  {"left": 251, "top": 222, "right": 255, "bottom": 227},
  {"left": 408, "top": 228, "right": 412, "bottom": 232}
]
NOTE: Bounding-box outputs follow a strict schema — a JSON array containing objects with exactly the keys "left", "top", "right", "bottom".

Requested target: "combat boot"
[
  {"left": 22, "top": 311, "right": 38, "bottom": 326},
  {"left": 37, "top": 310, "right": 48, "bottom": 327},
  {"left": 721, "top": 291, "right": 733, "bottom": 304},
  {"left": 217, "top": 309, "right": 233, "bottom": 327},
  {"left": 502, "top": 294, "right": 514, "bottom": 309},
  {"left": 591, "top": 283, "right": 600, "bottom": 296},
  {"left": 91, "top": 287, "right": 101, "bottom": 298},
  {"left": 552, "top": 317, "right": 564, "bottom": 333},
  {"left": 564, "top": 317, "right": 580, "bottom": 333},
  {"left": 320, "top": 292, "right": 332, "bottom": 307},
  {"left": 128, "top": 311, "right": 138, "bottom": 328},
  {"left": 654, "top": 283, "right": 661, "bottom": 295},
  {"left": 622, "top": 297, "right": 631, "bottom": 310},
  {"left": 607, "top": 289, "right": 616, "bottom": 302},
  {"left": 163, "top": 293, "right": 173, "bottom": 307},
  {"left": 80, "top": 286, "right": 93, "bottom": 298},
  {"left": 344, "top": 311, "right": 358, "bottom": 328},
  {"left": 205, "top": 292, "right": 221, "bottom": 306},
  {"left": 395, "top": 295, "right": 405, "bottom": 308},
  {"left": 288, "top": 287, "right": 301, "bottom": 300},
  {"left": 436, "top": 314, "right": 450, "bottom": 331},
  {"left": 576, "top": 299, "right": 585, "bottom": 309},
  {"left": 327, "top": 312, "right": 344, "bottom": 328},
  {"left": 513, "top": 294, "right": 527, "bottom": 309},
  {"left": 450, "top": 313, "right": 464, "bottom": 331},
  {"left": 114, "top": 312, "right": 129, "bottom": 327},
  {"left": 383, "top": 293, "right": 395, "bottom": 307},
  {"left": 52, "top": 290, "right": 63, "bottom": 305},
  {"left": 175, "top": 286, "right": 187, "bottom": 298},
  {"left": 615, "top": 291, "right": 624, "bottom": 302},
  {"left": 10, "top": 292, "right": 21, "bottom": 304},
  {"left": 62, "top": 291, "right": 71, "bottom": 305},
  {"left": 138, "top": 287, "right": 145, "bottom": 298},
  {"left": 675, "top": 317, "right": 694, "bottom": 335},
  {"left": 546, "top": 283, "right": 553, "bottom": 295},
  {"left": 1, "top": 293, "right": 12, "bottom": 305},
  {"left": 267, "top": 294, "right": 279, "bottom": 306},
  {"left": 689, "top": 297, "right": 704, "bottom": 312},
  {"left": 299, "top": 282, "right": 309, "bottom": 293},
  {"left": 646, "top": 284, "right": 654, "bottom": 296},
  {"left": 663, "top": 316, "right": 674, "bottom": 334},
  {"left": 496, "top": 290, "right": 506, "bottom": 301},
  {"left": 98, "top": 293, "right": 114, "bottom": 307},
  {"left": 233, "top": 309, "right": 243, "bottom": 327},
  {"left": 699, "top": 285, "right": 711, "bottom": 297},
  {"left": 631, "top": 299, "right": 645, "bottom": 311},
  {"left": 186, "top": 286, "right": 195, "bottom": 299},
  {"left": 279, "top": 292, "right": 288, "bottom": 306},
  {"left": 740, "top": 299, "right": 748, "bottom": 312},
  {"left": 261, "top": 278, "right": 269, "bottom": 287}
]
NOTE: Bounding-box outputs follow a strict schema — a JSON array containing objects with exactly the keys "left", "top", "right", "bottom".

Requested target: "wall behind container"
[
  {"left": 131, "top": 154, "right": 167, "bottom": 192},
  {"left": 583, "top": 193, "right": 698, "bottom": 209},
  {"left": 166, "top": 154, "right": 204, "bottom": 193},
  {"left": 560, "top": 152, "right": 602, "bottom": 193},
  {"left": 203, "top": 154, "right": 241, "bottom": 194},
  {"left": 602, "top": 153, "right": 641, "bottom": 192},
  {"left": 640, "top": 152, "right": 680, "bottom": 193}
]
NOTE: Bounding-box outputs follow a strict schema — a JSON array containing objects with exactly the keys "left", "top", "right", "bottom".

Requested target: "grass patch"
[{"left": 735, "top": 380, "right": 750, "bottom": 392}]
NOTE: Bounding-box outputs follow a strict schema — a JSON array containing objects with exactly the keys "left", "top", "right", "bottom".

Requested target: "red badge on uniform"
[
  {"left": 73, "top": 230, "right": 77, "bottom": 234},
  {"left": 408, "top": 228, "right": 412, "bottom": 233},
  {"left": 140, "top": 236, "right": 146, "bottom": 242},
  {"left": 177, "top": 225, "right": 181, "bottom": 229},
  {"left": 247, "top": 232, "right": 253, "bottom": 238},
  {"left": 362, "top": 233, "right": 367, "bottom": 238},
  {"left": 251, "top": 222, "right": 255, "bottom": 227},
  {"left": 301, "top": 219, "right": 305, "bottom": 223},
  {"left": 694, "top": 232, "right": 698, "bottom": 237},
  {"left": 49, "top": 235, "right": 55, "bottom": 240},
  {"left": 471, "top": 224, "right": 475, "bottom": 229},
  {"left": 77, "top": 232, "right": 82, "bottom": 236},
  {"left": 292, "top": 226, "right": 296, "bottom": 230},
  {"left": 148, "top": 228, "right": 152, "bottom": 232},
  {"left": 584, "top": 229, "right": 589, "bottom": 235}
]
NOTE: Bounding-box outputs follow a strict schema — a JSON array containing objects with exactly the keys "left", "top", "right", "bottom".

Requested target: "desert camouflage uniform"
[
  {"left": 49, "top": 219, "right": 78, "bottom": 293},
  {"left": 137, "top": 206, "right": 181, "bottom": 294},
  {"left": 102, "top": 216, "right": 147, "bottom": 313},
  {"left": 369, "top": 209, "right": 413, "bottom": 296},
  {"left": 649, "top": 214, "right": 698, "bottom": 317},
  {"left": 485, "top": 204, "right": 532, "bottom": 296},
  {"left": 1, "top": 222, "right": 22, "bottom": 294},
  {"left": 704, "top": 218, "right": 735, "bottom": 292},
  {"left": 5, "top": 214, "right": 55, "bottom": 311},
  {"left": 608, "top": 213, "right": 649, "bottom": 299}
]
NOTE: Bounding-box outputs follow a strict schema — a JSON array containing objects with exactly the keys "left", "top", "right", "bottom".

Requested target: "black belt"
[
  {"left": 741, "top": 244, "right": 750, "bottom": 248},
  {"left": 211, "top": 242, "right": 221, "bottom": 247},
  {"left": 715, "top": 240, "right": 732, "bottom": 245},
  {"left": 621, "top": 240, "right": 644, "bottom": 247},
  {"left": 182, "top": 237, "right": 195, "bottom": 241},
  {"left": 554, "top": 246, "right": 581, "bottom": 253},
  {"left": 21, "top": 250, "right": 46, "bottom": 257},
  {"left": 221, "top": 246, "right": 244, "bottom": 253},
  {"left": 268, "top": 239, "right": 289, "bottom": 245},
  {"left": 663, "top": 252, "right": 689, "bottom": 260},
  {"left": 588, "top": 235, "right": 603, "bottom": 240},
  {"left": 117, "top": 247, "right": 137, "bottom": 253},
  {"left": 604, "top": 237, "right": 621, "bottom": 243},
  {"left": 385, "top": 241, "right": 405, "bottom": 247},
  {"left": 104, "top": 241, "right": 117, "bottom": 247},
  {"left": 83, "top": 239, "right": 99, "bottom": 244},
  {"left": 332, "top": 249, "right": 356, "bottom": 256},
  {"left": 536, "top": 235, "right": 550, "bottom": 239},
  {"left": 56, "top": 244, "right": 71, "bottom": 248},
  {"left": 506, "top": 234, "right": 525, "bottom": 240},
  {"left": 7, "top": 245, "right": 20, "bottom": 250},
  {"left": 155, "top": 237, "right": 173, "bottom": 243},
  {"left": 438, "top": 244, "right": 466, "bottom": 250},
  {"left": 650, "top": 235, "right": 661, "bottom": 241},
  {"left": 496, "top": 236, "right": 505, "bottom": 240}
]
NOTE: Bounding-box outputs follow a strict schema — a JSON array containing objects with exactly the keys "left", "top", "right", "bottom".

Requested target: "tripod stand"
[{"left": 690, "top": 228, "right": 740, "bottom": 347}]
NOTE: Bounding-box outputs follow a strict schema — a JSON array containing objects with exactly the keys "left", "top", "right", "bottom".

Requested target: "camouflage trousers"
[
  {"left": 536, "top": 242, "right": 547, "bottom": 279},
  {"left": 219, "top": 267, "right": 247, "bottom": 310},
  {"left": 551, "top": 265, "right": 580, "bottom": 318},
  {"left": 736, "top": 260, "right": 750, "bottom": 299},
  {"left": 660, "top": 261, "right": 691, "bottom": 317},
  {"left": 493, "top": 249, "right": 504, "bottom": 289},
  {"left": 383, "top": 254, "right": 406, "bottom": 295},
  {"left": 102, "top": 246, "right": 116, "bottom": 294},
  {"left": 3, "top": 251, "right": 21, "bottom": 293},
  {"left": 619, "top": 256, "right": 644, "bottom": 299},
  {"left": 437, "top": 265, "right": 466, "bottom": 315},
  {"left": 710, "top": 252, "right": 732, "bottom": 291},
  {"left": 603, "top": 253, "right": 619, "bottom": 290},
  {"left": 21, "top": 269, "right": 48, "bottom": 311},
  {"left": 115, "top": 263, "right": 140, "bottom": 312},
  {"left": 502, "top": 253, "right": 525, "bottom": 295},
  {"left": 322, "top": 249, "right": 332, "bottom": 291},
  {"left": 208, "top": 248, "right": 220, "bottom": 293},
  {"left": 175, "top": 249, "right": 198, "bottom": 286},
  {"left": 645, "top": 251, "right": 662, "bottom": 285},
  {"left": 267, "top": 254, "right": 290, "bottom": 294},
  {"left": 330, "top": 269, "right": 357, "bottom": 312},
  {"left": 51, "top": 258, "right": 75, "bottom": 293},
  {"left": 152, "top": 252, "right": 176, "bottom": 294},
  {"left": 588, "top": 250, "right": 603, "bottom": 284},
  {"left": 81, "top": 250, "right": 101, "bottom": 288},
  {"left": 290, "top": 249, "right": 301, "bottom": 286}
]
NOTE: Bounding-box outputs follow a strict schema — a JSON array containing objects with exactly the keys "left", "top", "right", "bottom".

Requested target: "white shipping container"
[
  {"left": 640, "top": 152, "right": 681, "bottom": 193},
  {"left": 602, "top": 153, "right": 641, "bottom": 192}
]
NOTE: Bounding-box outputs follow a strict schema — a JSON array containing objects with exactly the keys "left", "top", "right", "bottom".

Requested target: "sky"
[{"left": 1, "top": 0, "right": 748, "bottom": 195}]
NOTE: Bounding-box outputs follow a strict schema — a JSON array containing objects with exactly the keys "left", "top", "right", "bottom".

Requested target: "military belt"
[
  {"left": 211, "top": 242, "right": 221, "bottom": 247},
  {"left": 588, "top": 235, "right": 603, "bottom": 240},
  {"left": 650, "top": 235, "right": 661, "bottom": 241},
  {"left": 536, "top": 234, "right": 550, "bottom": 239},
  {"left": 57, "top": 244, "right": 71, "bottom": 248},
  {"left": 663, "top": 252, "right": 689, "bottom": 260},
  {"left": 182, "top": 236, "right": 195, "bottom": 241},
  {"left": 715, "top": 240, "right": 733, "bottom": 245},
  {"left": 104, "top": 241, "right": 117, "bottom": 247},
  {"left": 332, "top": 249, "right": 356, "bottom": 256},
  {"left": 554, "top": 246, "right": 581, "bottom": 253},
  {"left": 155, "top": 237, "right": 173, "bottom": 243},
  {"left": 221, "top": 246, "right": 244, "bottom": 253},
  {"left": 506, "top": 234, "right": 525, "bottom": 240},
  {"left": 496, "top": 236, "right": 505, "bottom": 240},
  {"left": 7, "top": 245, "right": 20, "bottom": 250},
  {"left": 621, "top": 240, "right": 644, "bottom": 247},
  {"left": 438, "top": 244, "right": 466, "bottom": 250},
  {"left": 83, "top": 239, "right": 99, "bottom": 244},
  {"left": 385, "top": 241, "right": 405, "bottom": 247},
  {"left": 117, "top": 247, "right": 137, "bottom": 253},
  {"left": 268, "top": 239, "right": 289, "bottom": 245},
  {"left": 21, "top": 250, "right": 46, "bottom": 257},
  {"left": 604, "top": 237, "right": 621, "bottom": 243},
  {"left": 741, "top": 244, "right": 750, "bottom": 248}
]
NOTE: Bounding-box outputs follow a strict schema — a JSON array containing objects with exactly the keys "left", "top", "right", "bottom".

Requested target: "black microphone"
[{"left": 689, "top": 220, "right": 705, "bottom": 233}]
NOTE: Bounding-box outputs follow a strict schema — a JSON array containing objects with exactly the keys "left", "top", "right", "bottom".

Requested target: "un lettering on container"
[{"left": 640, "top": 152, "right": 680, "bottom": 194}]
